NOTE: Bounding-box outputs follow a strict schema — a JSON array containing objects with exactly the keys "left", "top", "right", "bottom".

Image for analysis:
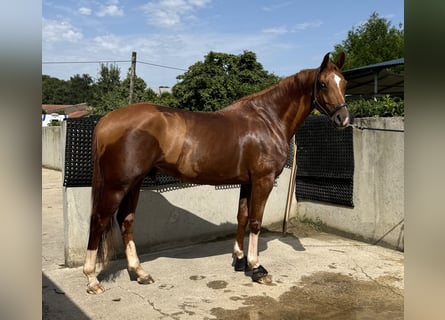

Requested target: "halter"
[{"left": 312, "top": 68, "right": 348, "bottom": 117}]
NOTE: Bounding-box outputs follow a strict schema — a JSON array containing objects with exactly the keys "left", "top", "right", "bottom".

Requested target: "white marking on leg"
[
  {"left": 83, "top": 249, "right": 105, "bottom": 294},
  {"left": 247, "top": 232, "right": 260, "bottom": 268},
  {"left": 125, "top": 240, "right": 153, "bottom": 283},
  {"left": 234, "top": 241, "right": 244, "bottom": 259},
  {"left": 125, "top": 240, "right": 141, "bottom": 271},
  {"left": 83, "top": 249, "right": 97, "bottom": 278}
]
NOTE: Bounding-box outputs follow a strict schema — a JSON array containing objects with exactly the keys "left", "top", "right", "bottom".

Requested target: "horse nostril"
[{"left": 336, "top": 114, "right": 342, "bottom": 124}]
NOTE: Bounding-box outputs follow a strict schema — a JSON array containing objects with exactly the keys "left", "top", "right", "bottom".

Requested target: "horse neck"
[{"left": 249, "top": 68, "right": 315, "bottom": 141}]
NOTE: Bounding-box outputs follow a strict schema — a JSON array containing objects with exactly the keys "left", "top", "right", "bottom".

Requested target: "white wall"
[{"left": 42, "top": 125, "right": 65, "bottom": 170}]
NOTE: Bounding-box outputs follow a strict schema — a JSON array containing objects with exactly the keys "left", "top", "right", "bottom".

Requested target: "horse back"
[{"left": 93, "top": 102, "right": 289, "bottom": 185}]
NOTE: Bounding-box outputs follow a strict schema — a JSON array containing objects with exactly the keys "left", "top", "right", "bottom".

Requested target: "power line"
[
  {"left": 42, "top": 60, "right": 130, "bottom": 64},
  {"left": 42, "top": 59, "right": 187, "bottom": 71},
  {"left": 137, "top": 60, "right": 187, "bottom": 71}
]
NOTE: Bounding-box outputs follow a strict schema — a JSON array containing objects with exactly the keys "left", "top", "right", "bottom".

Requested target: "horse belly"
[{"left": 172, "top": 141, "right": 249, "bottom": 185}]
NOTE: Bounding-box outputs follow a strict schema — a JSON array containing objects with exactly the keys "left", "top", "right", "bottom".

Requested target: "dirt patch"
[
  {"left": 265, "top": 217, "right": 323, "bottom": 238},
  {"left": 211, "top": 271, "right": 403, "bottom": 320},
  {"left": 207, "top": 280, "right": 228, "bottom": 290}
]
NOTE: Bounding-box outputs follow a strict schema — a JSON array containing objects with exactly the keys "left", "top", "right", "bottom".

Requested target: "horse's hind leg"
[
  {"left": 83, "top": 186, "right": 125, "bottom": 294},
  {"left": 233, "top": 184, "right": 250, "bottom": 271},
  {"left": 117, "top": 181, "right": 154, "bottom": 284}
]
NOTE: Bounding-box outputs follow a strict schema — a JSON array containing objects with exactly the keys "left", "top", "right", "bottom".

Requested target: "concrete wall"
[
  {"left": 63, "top": 170, "right": 297, "bottom": 267},
  {"left": 297, "top": 117, "right": 404, "bottom": 251},
  {"left": 42, "top": 125, "right": 64, "bottom": 170}
]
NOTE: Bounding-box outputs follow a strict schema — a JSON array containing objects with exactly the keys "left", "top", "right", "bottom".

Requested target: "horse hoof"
[
  {"left": 86, "top": 282, "right": 105, "bottom": 294},
  {"left": 234, "top": 256, "right": 248, "bottom": 272},
  {"left": 256, "top": 274, "right": 273, "bottom": 284},
  {"left": 252, "top": 265, "right": 272, "bottom": 284},
  {"left": 137, "top": 274, "right": 155, "bottom": 285}
]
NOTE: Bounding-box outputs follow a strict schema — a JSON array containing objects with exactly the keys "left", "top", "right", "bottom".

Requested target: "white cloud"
[
  {"left": 42, "top": 18, "right": 83, "bottom": 43},
  {"left": 97, "top": 4, "right": 124, "bottom": 17},
  {"left": 188, "top": 0, "right": 210, "bottom": 7},
  {"left": 262, "top": 20, "right": 322, "bottom": 35},
  {"left": 142, "top": 0, "right": 210, "bottom": 28},
  {"left": 261, "top": 1, "right": 293, "bottom": 12},
  {"left": 262, "top": 26, "right": 288, "bottom": 35},
  {"left": 78, "top": 7, "right": 92, "bottom": 15},
  {"left": 92, "top": 34, "right": 133, "bottom": 53},
  {"left": 292, "top": 20, "right": 322, "bottom": 31}
]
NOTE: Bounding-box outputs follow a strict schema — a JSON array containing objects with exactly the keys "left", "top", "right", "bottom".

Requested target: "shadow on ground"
[
  {"left": 42, "top": 273, "right": 89, "bottom": 320},
  {"left": 97, "top": 229, "right": 306, "bottom": 284}
]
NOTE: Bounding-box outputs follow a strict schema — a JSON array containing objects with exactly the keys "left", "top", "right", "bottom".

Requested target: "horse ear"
[
  {"left": 335, "top": 52, "right": 346, "bottom": 69},
  {"left": 320, "top": 52, "right": 331, "bottom": 71}
]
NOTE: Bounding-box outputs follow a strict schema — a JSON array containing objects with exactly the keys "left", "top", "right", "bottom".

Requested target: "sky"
[{"left": 42, "top": 0, "right": 404, "bottom": 89}]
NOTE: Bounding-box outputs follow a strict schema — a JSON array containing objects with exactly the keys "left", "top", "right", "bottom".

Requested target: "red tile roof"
[
  {"left": 42, "top": 104, "right": 71, "bottom": 113},
  {"left": 67, "top": 110, "right": 89, "bottom": 118},
  {"left": 42, "top": 103, "right": 91, "bottom": 118}
]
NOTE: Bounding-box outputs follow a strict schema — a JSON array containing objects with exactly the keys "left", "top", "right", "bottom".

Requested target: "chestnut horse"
[{"left": 83, "top": 52, "right": 349, "bottom": 294}]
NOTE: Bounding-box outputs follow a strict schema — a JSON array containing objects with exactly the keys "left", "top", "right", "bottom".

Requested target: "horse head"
[{"left": 313, "top": 52, "right": 350, "bottom": 129}]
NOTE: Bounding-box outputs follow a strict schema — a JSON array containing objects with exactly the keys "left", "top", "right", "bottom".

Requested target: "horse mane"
[{"left": 231, "top": 68, "right": 315, "bottom": 107}]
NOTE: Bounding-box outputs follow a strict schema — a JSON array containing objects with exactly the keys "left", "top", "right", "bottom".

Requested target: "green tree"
[
  {"left": 155, "top": 91, "right": 179, "bottom": 107},
  {"left": 121, "top": 70, "right": 159, "bottom": 104},
  {"left": 68, "top": 74, "right": 94, "bottom": 104},
  {"left": 90, "top": 64, "right": 124, "bottom": 114},
  {"left": 172, "top": 51, "right": 280, "bottom": 112},
  {"left": 332, "top": 12, "right": 404, "bottom": 70},
  {"left": 91, "top": 89, "right": 128, "bottom": 115},
  {"left": 43, "top": 74, "right": 94, "bottom": 105},
  {"left": 96, "top": 63, "right": 121, "bottom": 92},
  {"left": 90, "top": 66, "right": 164, "bottom": 115},
  {"left": 42, "top": 75, "right": 70, "bottom": 104}
]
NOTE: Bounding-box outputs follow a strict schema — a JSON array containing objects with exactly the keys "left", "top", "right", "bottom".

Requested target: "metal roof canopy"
[{"left": 343, "top": 58, "right": 404, "bottom": 98}]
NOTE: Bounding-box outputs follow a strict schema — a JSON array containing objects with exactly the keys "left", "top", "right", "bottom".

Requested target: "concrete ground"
[{"left": 42, "top": 168, "right": 404, "bottom": 319}]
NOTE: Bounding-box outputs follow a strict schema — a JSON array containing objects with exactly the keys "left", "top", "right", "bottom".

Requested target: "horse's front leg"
[
  {"left": 246, "top": 176, "right": 274, "bottom": 284},
  {"left": 233, "top": 184, "right": 251, "bottom": 271}
]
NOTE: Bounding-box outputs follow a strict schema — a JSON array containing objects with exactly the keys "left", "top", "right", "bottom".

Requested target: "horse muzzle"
[{"left": 330, "top": 104, "right": 350, "bottom": 129}]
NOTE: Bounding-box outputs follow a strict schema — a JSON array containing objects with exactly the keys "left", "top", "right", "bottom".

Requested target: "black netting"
[
  {"left": 296, "top": 178, "right": 354, "bottom": 207},
  {"left": 141, "top": 172, "right": 182, "bottom": 188},
  {"left": 63, "top": 116, "right": 101, "bottom": 187},
  {"left": 295, "top": 115, "right": 354, "bottom": 207}
]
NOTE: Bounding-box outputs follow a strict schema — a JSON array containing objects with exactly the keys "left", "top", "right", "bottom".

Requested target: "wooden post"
[
  {"left": 283, "top": 136, "right": 298, "bottom": 234},
  {"left": 129, "top": 51, "right": 136, "bottom": 104}
]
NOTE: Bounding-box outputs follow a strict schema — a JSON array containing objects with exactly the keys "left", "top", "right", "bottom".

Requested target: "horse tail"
[{"left": 90, "top": 127, "right": 116, "bottom": 266}]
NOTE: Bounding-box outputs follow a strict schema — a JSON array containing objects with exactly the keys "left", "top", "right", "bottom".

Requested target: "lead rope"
[{"left": 346, "top": 123, "right": 404, "bottom": 133}]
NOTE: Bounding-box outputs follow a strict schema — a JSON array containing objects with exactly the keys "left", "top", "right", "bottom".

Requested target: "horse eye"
[{"left": 320, "top": 82, "right": 327, "bottom": 89}]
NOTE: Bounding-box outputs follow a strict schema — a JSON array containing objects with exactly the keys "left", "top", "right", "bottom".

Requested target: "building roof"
[
  {"left": 42, "top": 104, "right": 71, "bottom": 113},
  {"left": 343, "top": 58, "right": 404, "bottom": 97},
  {"left": 42, "top": 103, "right": 90, "bottom": 118}
]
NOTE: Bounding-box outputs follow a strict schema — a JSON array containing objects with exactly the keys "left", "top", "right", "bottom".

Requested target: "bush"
[
  {"left": 347, "top": 95, "right": 404, "bottom": 117},
  {"left": 48, "top": 120, "right": 62, "bottom": 126}
]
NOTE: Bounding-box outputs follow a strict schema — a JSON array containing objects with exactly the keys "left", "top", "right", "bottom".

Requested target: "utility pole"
[{"left": 129, "top": 51, "right": 136, "bottom": 104}]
